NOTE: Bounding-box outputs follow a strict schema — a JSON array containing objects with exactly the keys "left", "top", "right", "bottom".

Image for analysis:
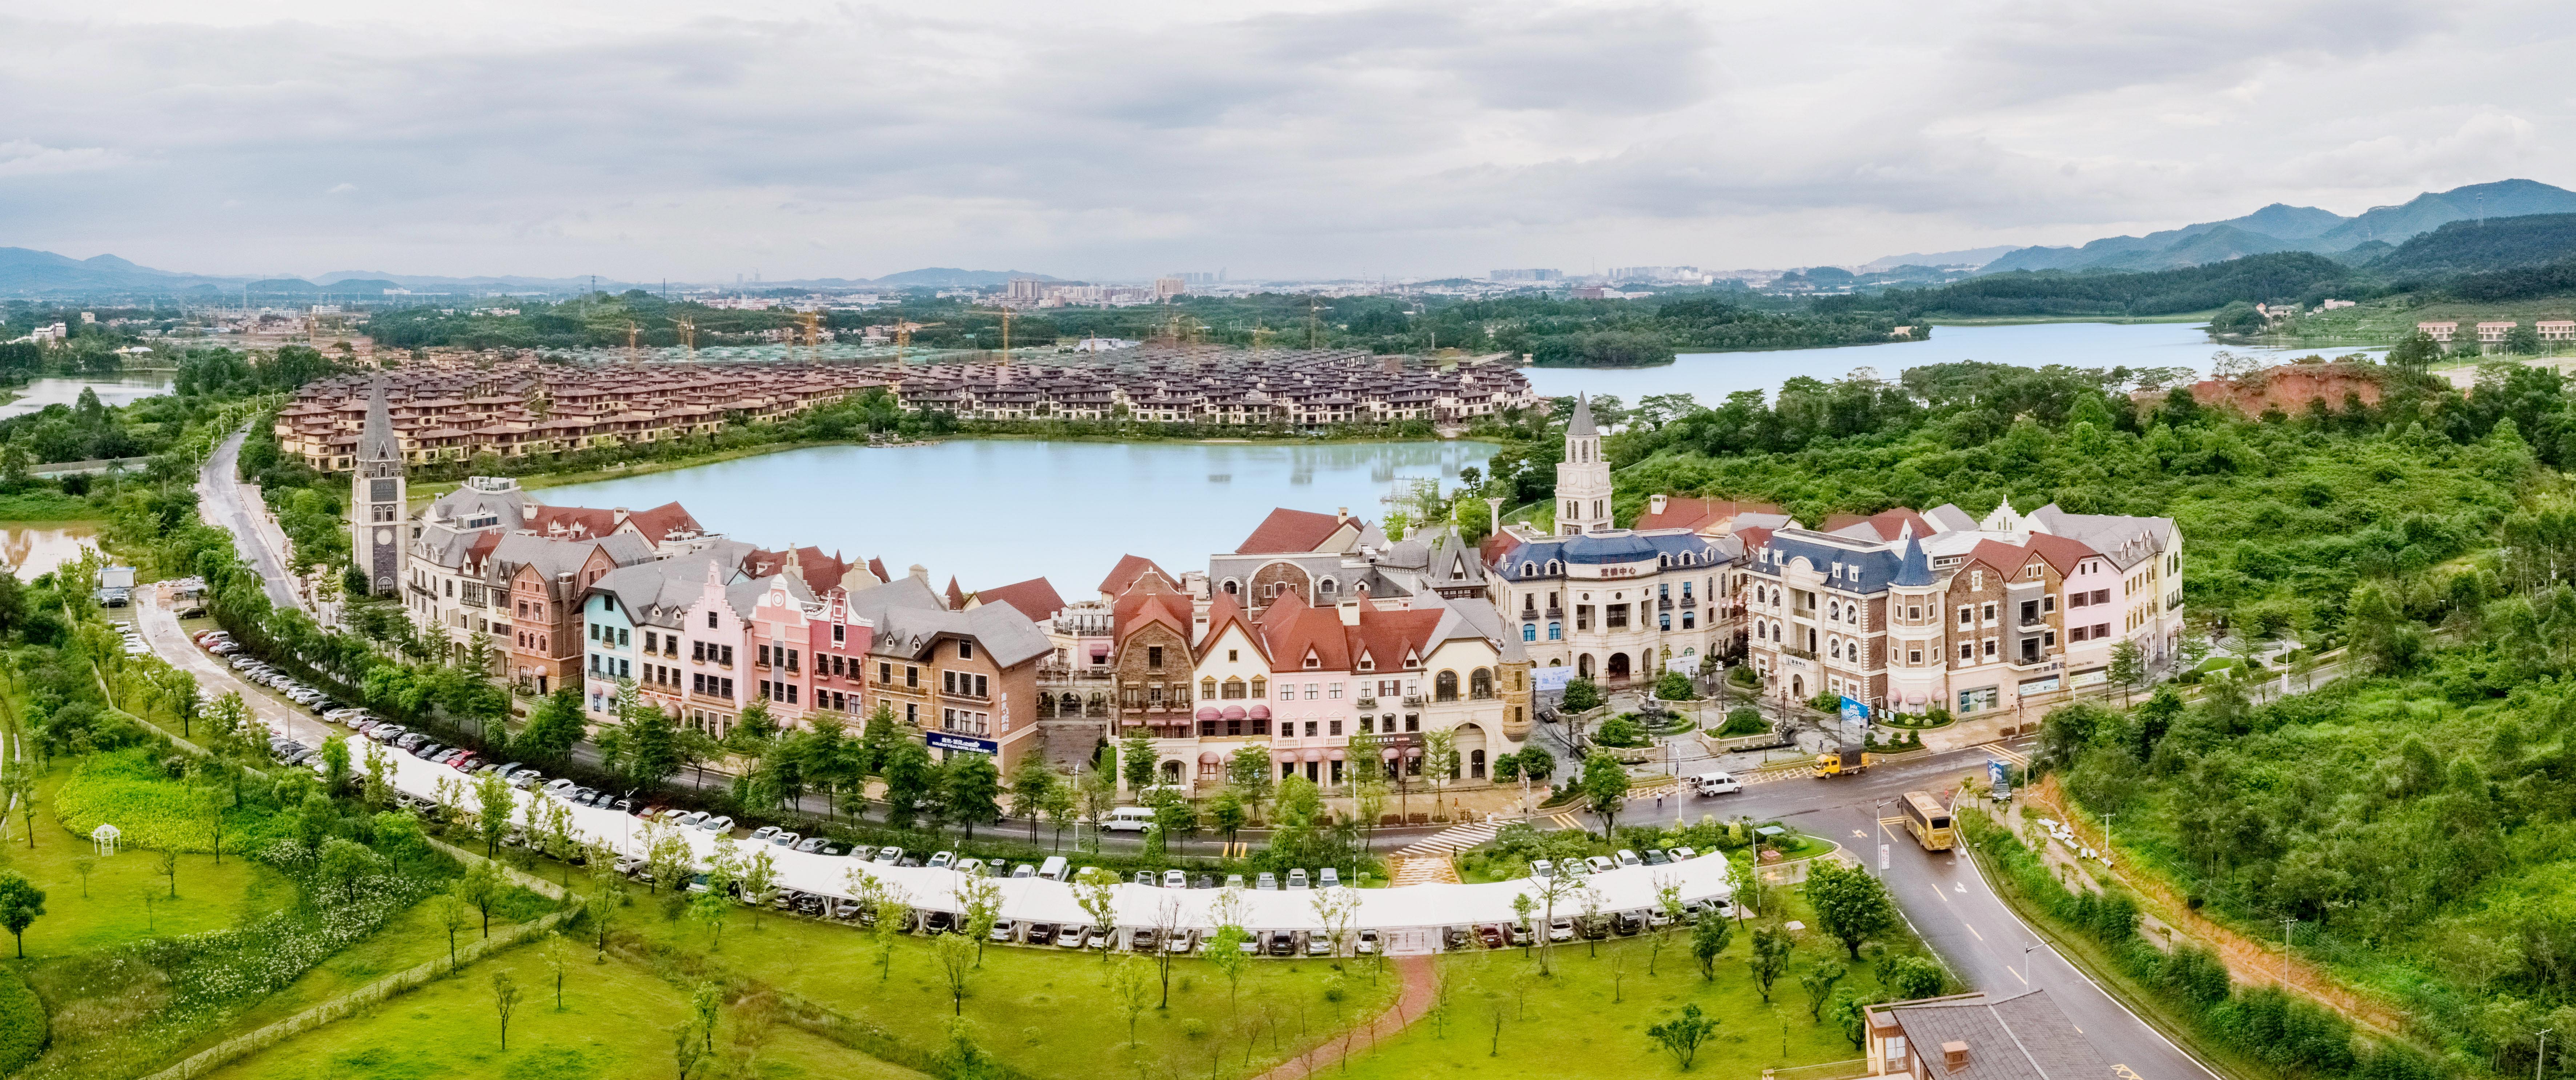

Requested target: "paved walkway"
[
  {"left": 1253, "top": 955, "right": 1436, "bottom": 1080},
  {"left": 1387, "top": 856, "right": 1459, "bottom": 887}
]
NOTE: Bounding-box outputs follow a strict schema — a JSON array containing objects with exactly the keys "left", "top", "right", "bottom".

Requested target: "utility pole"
[
  {"left": 2537, "top": 1029, "right": 2551, "bottom": 1080},
  {"left": 2101, "top": 811, "right": 2115, "bottom": 868}
]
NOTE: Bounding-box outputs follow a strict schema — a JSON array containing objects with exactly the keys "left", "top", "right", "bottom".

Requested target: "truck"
[{"left": 1812, "top": 746, "right": 1871, "bottom": 778}]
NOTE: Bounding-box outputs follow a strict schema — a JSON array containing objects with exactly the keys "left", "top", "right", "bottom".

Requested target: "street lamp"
[
  {"left": 2023, "top": 943, "right": 2042, "bottom": 986},
  {"left": 1874, "top": 798, "right": 1896, "bottom": 877}
]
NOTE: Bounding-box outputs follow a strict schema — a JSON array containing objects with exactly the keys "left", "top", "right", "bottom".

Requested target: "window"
[
  {"left": 1227, "top": 649, "right": 1239, "bottom": 662},
  {"left": 1251, "top": 677, "right": 1266, "bottom": 698},
  {"left": 1327, "top": 683, "right": 1342, "bottom": 699},
  {"left": 879, "top": 662, "right": 891, "bottom": 684},
  {"left": 833, "top": 624, "right": 846, "bottom": 645},
  {"left": 1981, "top": 603, "right": 1997, "bottom": 623},
  {"left": 1201, "top": 678, "right": 1218, "bottom": 699},
  {"left": 1524, "top": 624, "right": 1536, "bottom": 642},
  {"left": 1470, "top": 668, "right": 1493, "bottom": 699},
  {"left": 617, "top": 628, "right": 629, "bottom": 646},
  {"left": 958, "top": 641, "right": 973, "bottom": 660},
  {"left": 1659, "top": 613, "right": 1672, "bottom": 631},
  {"left": 707, "top": 611, "right": 718, "bottom": 629},
  {"left": 1907, "top": 649, "right": 1923, "bottom": 665},
  {"left": 1959, "top": 643, "right": 1974, "bottom": 661},
  {"left": 905, "top": 666, "right": 919, "bottom": 688},
  {"left": 1435, "top": 670, "right": 1459, "bottom": 701},
  {"left": 1957, "top": 607, "right": 1972, "bottom": 628},
  {"left": 1547, "top": 622, "right": 1561, "bottom": 641},
  {"left": 1222, "top": 678, "right": 1246, "bottom": 700},
  {"left": 1147, "top": 645, "right": 1164, "bottom": 669},
  {"left": 1982, "top": 639, "right": 1997, "bottom": 658}
]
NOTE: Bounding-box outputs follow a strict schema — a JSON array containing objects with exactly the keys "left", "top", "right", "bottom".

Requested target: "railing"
[
  {"left": 1356, "top": 697, "right": 1377, "bottom": 710},
  {"left": 1403, "top": 695, "right": 1425, "bottom": 706}
]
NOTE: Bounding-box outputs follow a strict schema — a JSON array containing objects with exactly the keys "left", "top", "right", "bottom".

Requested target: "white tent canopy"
[{"left": 365, "top": 740, "right": 1731, "bottom": 934}]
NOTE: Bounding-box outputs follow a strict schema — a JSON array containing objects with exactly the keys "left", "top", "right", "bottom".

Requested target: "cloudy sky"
[{"left": 2, "top": 0, "right": 2569, "bottom": 282}]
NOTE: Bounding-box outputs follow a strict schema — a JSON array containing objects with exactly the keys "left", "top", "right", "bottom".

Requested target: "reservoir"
[
  {"left": 0, "top": 375, "right": 177, "bottom": 419},
  {"left": 1519, "top": 321, "right": 2368, "bottom": 405},
  {"left": 538, "top": 440, "right": 1496, "bottom": 592}
]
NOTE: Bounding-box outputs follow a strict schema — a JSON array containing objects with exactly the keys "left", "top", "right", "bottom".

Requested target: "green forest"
[{"left": 1571, "top": 349, "right": 2576, "bottom": 1075}]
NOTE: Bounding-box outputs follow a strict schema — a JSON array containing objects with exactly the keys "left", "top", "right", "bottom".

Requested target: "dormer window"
[{"left": 1358, "top": 653, "right": 1375, "bottom": 672}]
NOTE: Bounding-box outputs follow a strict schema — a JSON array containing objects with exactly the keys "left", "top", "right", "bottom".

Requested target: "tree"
[
  {"left": 1805, "top": 861, "right": 1898, "bottom": 960},
  {"left": 520, "top": 685, "right": 588, "bottom": 765},
  {"left": 1799, "top": 962, "right": 1847, "bottom": 1021},
  {"left": 491, "top": 970, "right": 524, "bottom": 1051},
  {"left": 474, "top": 772, "right": 514, "bottom": 857},
  {"left": 321, "top": 733, "right": 352, "bottom": 795},
  {"left": 1108, "top": 955, "right": 1155, "bottom": 1047},
  {"left": 1209, "top": 789, "right": 1249, "bottom": 848},
  {"left": 1690, "top": 908, "right": 1733, "bottom": 980},
  {"left": 155, "top": 847, "right": 179, "bottom": 898},
  {"left": 1882, "top": 955, "right": 1946, "bottom": 999},
  {"left": 934, "top": 930, "right": 978, "bottom": 1015},
  {"left": 945, "top": 753, "right": 1003, "bottom": 842},
  {"left": 2106, "top": 638, "right": 2148, "bottom": 704},
  {"left": 2387, "top": 329, "right": 2441, "bottom": 370},
  {"left": 543, "top": 931, "right": 572, "bottom": 1010},
  {"left": 1119, "top": 726, "right": 1159, "bottom": 792},
  {"left": 618, "top": 692, "right": 682, "bottom": 790},
  {"left": 1207, "top": 890, "right": 1253, "bottom": 1015},
  {"left": 1561, "top": 677, "right": 1603, "bottom": 713},
  {"left": 1073, "top": 867, "right": 1120, "bottom": 964},
  {"left": 1654, "top": 669, "right": 1696, "bottom": 701},
  {"left": 1749, "top": 922, "right": 1792, "bottom": 1003},
  {"left": 0, "top": 870, "right": 44, "bottom": 958},
  {"left": 1008, "top": 755, "right": 1059, "bottom": 845},
  {"left": 956, "top": 875, "right": 1003, "bottom": 965},
  {"left": 1645, "top": 1003, "right": 1720, "bottom": 1071},
  {"left": 645, "top": 821, "right": 694, "bottom": 896},
  {"left": 458, "top": 861, "right": 502, "bottom": 938},
  {"left": 1041, "top": 780, "right": 1076, "bottom": 851},
  {"left": 880, "top": 740, "right": 937, "bottom": 831},
  {"left": 434, "top": 892, "right": 468, "bottom": 969},
  {"left": 1226, "top": 742, "right": 1275, "bottom": 807},
  {"left": 1648, "top": 881, "right": 1684, "bottom": 975},
  {"left": 1580, "top": 751, "right": 1631, "bottom": 838},
  {"left": 739, "top": 849, "right": 779, "bottom": 932}
]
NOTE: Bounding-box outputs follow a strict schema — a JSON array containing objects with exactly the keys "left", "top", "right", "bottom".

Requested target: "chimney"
[
  {"left": 1941, "top": 1041, "right": 1970, "bottom": 1074},
  {"left": 909, "top": 564, "right": 930, "bottom": 583},
  {"left": 1338, "top": 599, "right": 1361, "bottom": 626},
  {"left": 1649, "top": 493, "right": 1668, "bottom": 516},
  {"left": 1336, "top": 506, "right": 1349, "bottom": 523}
]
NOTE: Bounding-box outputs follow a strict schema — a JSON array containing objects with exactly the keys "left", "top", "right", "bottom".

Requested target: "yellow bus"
[{"left": 1901, "top": 791, "right": 1955, "bottom": 851}]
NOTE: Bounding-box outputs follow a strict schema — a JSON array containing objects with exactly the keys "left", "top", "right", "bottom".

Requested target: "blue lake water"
[
  {"left": 539, "top": 440, "right": 1497, "bottom": 593},
  {"left": 1518, "top": 321, "right": 2372, "bottom": 406},
  {"left": 0, "top": 375, "right": 176, "bottom": 419}
]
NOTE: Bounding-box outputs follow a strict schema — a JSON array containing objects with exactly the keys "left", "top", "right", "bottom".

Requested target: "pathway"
[{"left": 1253, "top": 955, "right": 1436, "bottom": 1080}]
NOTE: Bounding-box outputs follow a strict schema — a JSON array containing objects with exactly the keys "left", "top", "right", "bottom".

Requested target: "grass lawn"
[
  {"left": 619, "top": 895, "right": 1403, "bottom": 1080},
  {"left": 0, "top": 497, "right": 105, "bottom": 521},
  {"left": 197, "top": 939, "right": 926, "bottom": 1080},
  {"left": 1341, "top": 901, "right": 1894, "bottom": 1079},
  {"left": 0, "top": 768, "right": 295, "bottom": 960}
]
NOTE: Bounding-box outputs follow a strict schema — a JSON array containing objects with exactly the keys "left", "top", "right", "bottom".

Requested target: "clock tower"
[{"left": 352, "top": 375, "right": 406, "bottom": 596}]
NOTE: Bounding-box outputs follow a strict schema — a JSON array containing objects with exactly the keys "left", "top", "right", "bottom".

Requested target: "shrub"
[
  {"left": 1654, "top": 670, "right": 1697, "bottom": 701},
  {"left": 1728, "top": 665, "right": 1762, "bottom": 690},
  {"left": 0, "top": 967, "right": 43, "bottom": 1074},
  {"left": 1593, "top": 714, "right": 1649, "bottom": 749},
  {"left": 1718, "top": 708, "right": 1769, "bottom": 737}
]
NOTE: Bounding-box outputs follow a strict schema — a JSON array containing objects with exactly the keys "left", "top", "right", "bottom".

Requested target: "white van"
[
  {"left": 1105, "top": 806, "right": 1159, "bottom": 832},
  {"left": 1038, "top": 855, "right": 1070, "bottom": 881},
  {"left": 1690, "top": 772, "right": 1742, "bottom": 796}
]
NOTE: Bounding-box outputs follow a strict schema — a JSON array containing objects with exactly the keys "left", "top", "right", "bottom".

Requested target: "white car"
[{"left": 698, "top": 815, "right": 733, "bottom": 833}]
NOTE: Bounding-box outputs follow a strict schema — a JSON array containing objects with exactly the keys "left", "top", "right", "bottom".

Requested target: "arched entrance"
[
  {"left": 1606, "top": 653, "right": 1630, "bottom": 682},
  {"left": 1791, "top": 675, "right": 1805, "bottom": 698},
  {"left": 1577, "top": 653, "right": 1595, "bottom": 678},
  {"left": 1454, "top": 723, "right": 1489, "bottom": 782}
]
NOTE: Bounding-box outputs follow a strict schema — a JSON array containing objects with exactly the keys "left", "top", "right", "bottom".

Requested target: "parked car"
[
  {"left": 614, "top": 854, "right": 647, "bottom": 875},
  {"left": 769, "top": 831, "right": 800, "bottom": 848},
  {"left": 989, "top": 919, "right": 1016, "bottom": 943},
  {"left": 543, "top": 778, "right": 577, "bottom": 795},
  {"left": 1026, "top": 922, "right": 1057, "bottom": 946},
  {"left": 675, "top": 811, "right": 709, "bottom": 829},
  {"left": 1011, "top": 863, "right": 1035, "bottom": 878},
  {"left": 749, "top": 826, "right": 779, "bottom": 843},
  {"left": 1614, "top": 911, "right": 1645, "bottom": 936},
  {"left": 1256, "top": 872, "right": 1278, "bottom": 891},
  {"left": 1529, "top": 859, "right": 1554, "bottom": 880},
  {"left": 1476, "top": 923, "right": 1506, "bottom": 949},
  {"left": 1225, "top": 874, "right": 1246, "bottom": 889},
  {"left": 1267, "top": 932, "right": 1295, "bottom": 956},
  {"left": 1130, "top": 927, "right": 1158, "bottom": 952},
  {"left": 875, "top": 847, "right": 903, "bottom": 864},
  {"left": 394, "top": 733, "right": 427, "bottom": 751},
  {"left": 1583, "top": 856, "right": 1616, "bottom": 875},
  {"left": 1162, "top": 870, "right": 1187, "bottom": 888},
  {"left": 1670, "top": 846, "right": 1698, "bottom": 861},
  {"left": 923, "top": 911, "right": 955, "bottom": 935},
  {"left": 1286, "top": 869, "right": 1310, "bottom": 890},
  {"left": 1615, "top": 849, "right": 1641, "bottom": 869},
  {"left": 506, "top": 770, "right": 543, "bottom": 790},
  {"left": 699, "top": 815, "right": 733, "bottom": 833},
  {"left": 1319, "top": 868, "right": 1340, "bottom": 888},
  {"left": 928, "top": 851, "right": 956, "bottom": 869},
  {"left": 1055, "top": 927, "right": 1090, "bottom": 951},
  {"left": 832, "top": 900, "right": 864, "bottom": 921},
  {"left": 1548, "top": 918, "right": 1576, "bottom": 943},
  {"left": 1357, "top": 930, "right": 1380, "bottom": 955},
  {"left": 1165, "top": 928, "right": 1198, "bottom": 954},
  {"left": 1641, "top": 848, "right": 1670, "bottom": 866},
  {"left": 818, "top": 842, "right": 850, "bottom": 857},
  {"left": 795, "top": 837, "right": 827, "bottom": 854}
]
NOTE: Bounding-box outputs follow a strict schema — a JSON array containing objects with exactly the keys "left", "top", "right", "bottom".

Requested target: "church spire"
[{"left": 358, "top": 375, "right": 401, "bottom": 463}]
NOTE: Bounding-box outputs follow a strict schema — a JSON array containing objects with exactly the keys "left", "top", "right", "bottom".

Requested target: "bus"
[{"left": 1901, "top": 791, "right": 1955, "bottom": 851}]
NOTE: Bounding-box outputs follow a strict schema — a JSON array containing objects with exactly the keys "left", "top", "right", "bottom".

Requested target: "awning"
[
  {"left": 1221, "top": 705, "right": 1247, "bottom": 721},
  {"left": 1301, "top": 748, "right": 1323, "bottom": 763},
  {"left": 1273, "top": 749, "right": 1295, "bottom": 763},
  {"left": 1196, "top": 707, "right": 1221, "bottom": 721},
  {"left": 1328, "top": 748, "right": 1345, "bottom": 761},
  {"left": 1247, "top": 705, "right": 1271, "bottom": 720},
  {"left": 1197, "top": 750, "right": 1220, "bottom": 765},
  {"left": 1382, "top": 747, "right": 1400, "bottom": 761}
]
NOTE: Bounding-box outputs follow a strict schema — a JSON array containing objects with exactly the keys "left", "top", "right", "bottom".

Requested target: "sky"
[{"left": 4, "top": 0, "right": 2573, "bottom": 282}]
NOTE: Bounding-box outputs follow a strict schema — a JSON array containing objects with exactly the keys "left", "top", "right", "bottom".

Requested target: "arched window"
[
  {"left": 1160, "top": 760, "right": 1182, "bottom": 784},
  {"left": 1222, "top": 579, "right": 1239, "bottom": 595},
  {"left": 1469, "top": 668, "right": 1494, "bottom": 699},
  {"left": 1200, "top": 677, "right": 1218, "bottom": 699},
  {"left": 1547, "top": 560, "right": 1562, "bottom": 575},
  {"left": 1828, "top": 601, "right": 1840, "bottom": 620},
  {"left": 1435, "top": 670, "right": 1460, "bottom": 701},
  {"left": 1522, "top": 623, "right": 1536, "bottom": 642},
  {"left": 1060, "top": 692, "right": 1080, "bottom": 714},
  {"left": 1659, "top": 554, "right": 1670, "bottom": 568},
  {"left": 1250, "top": 677, "right": 1267, "bottom": 698},
  {"left": 1547, "top": 622, "right": 1562, "bottom": 641},
  {"left": 1470, "top": 749, "right": 1487, "bottom": 779},
  {"left": 1319, "top": 577, "right": 1337, "bottom": 594},
  {"left": 1681, "top": 552, "right": 1694, "bottom": 566},
  {"left": 1521, "top": 562, "right": 1538, "bottom": 577},
  {"left": 1830, "top": 638, "right": 1843, "bottom": 659}
]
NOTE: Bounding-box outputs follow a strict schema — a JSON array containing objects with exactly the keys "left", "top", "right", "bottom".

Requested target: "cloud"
[{"left": 0, "top": 0, "right": 2571, "bottom": 277}]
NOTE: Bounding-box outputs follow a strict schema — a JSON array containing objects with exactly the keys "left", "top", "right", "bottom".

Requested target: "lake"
[
  {"left": 0, "top": 523, "right": 102, "bottom": 580},
  {"left": 1518, "top": 321, "right": 2377, "bottom": 406},
  {"left": 0, "top": 375, "right": 176, "bottom": 419},
  {"left": 538, "top": 440, "right": 1496, "bottom": 592}
]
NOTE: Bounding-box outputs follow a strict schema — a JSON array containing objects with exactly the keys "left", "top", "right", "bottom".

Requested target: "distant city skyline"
[{"left": 4, "top": 0, "right": 2572, "bottom": 282}]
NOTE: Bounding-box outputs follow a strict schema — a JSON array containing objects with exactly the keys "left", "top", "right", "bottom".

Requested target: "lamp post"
[
  {"left": 2023, "top": 943, "right": 2042, "bottom": 986},
  {"left": 2280, "top": 917, "right": 2299, "bottom": 989},
  {"left": 1874, "top": 798, "right": 1895, "bottom": 877}
]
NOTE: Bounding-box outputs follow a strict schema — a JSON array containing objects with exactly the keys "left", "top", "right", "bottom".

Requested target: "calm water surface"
[
  {"left": 1, "top": 523, "right": 102, "bottom": 580},
  {"left": 1521, "top": 321, "right": 2379, "bottom": 405},
  {"left": 0, "top": 376, "right": 176, "bottom": 419},
  {"left": 541, "top": 440, "right": 1496, "bottom": 591}
]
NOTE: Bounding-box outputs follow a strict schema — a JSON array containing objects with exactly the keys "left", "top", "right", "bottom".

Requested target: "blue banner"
[
  {"left": 927, "top": 732, "right": 998, "bottom": 755},
  {"left": 1838, "top": 695, "right": 1869, "bottom": 723}
]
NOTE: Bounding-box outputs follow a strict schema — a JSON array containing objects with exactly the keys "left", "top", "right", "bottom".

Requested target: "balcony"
[
  {"left": 1783, "top": 646, "right": 1817, "bottom": 661},
  {"left": 1356, "top": 697, "right": 1378, "bottom": 710},
  {"left": 1657, "top": 597, "right": 1673, "bottom": 610},
  {"left": 1402, "top": 695, "right": 1426, "bottom": 706}
]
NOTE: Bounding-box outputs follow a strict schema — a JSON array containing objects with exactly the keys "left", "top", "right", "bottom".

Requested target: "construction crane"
[
  {"left": 669, "top": 316, "right": 697, "bottom": 362},
  {"left": 893, "top": 322, "right": 943, "bottom": 367},
  {"left": 1307, "top": 297, "right": 1322, "bottom": 348},
  {"left": 996, "top": 307, "right": 1014, "bottom": 369},
  {"left": 798, "top": 311, "right": 823, "bottom": 363},
  {"left": 625, "top": 321, "right": 641, "bottom": 364}
]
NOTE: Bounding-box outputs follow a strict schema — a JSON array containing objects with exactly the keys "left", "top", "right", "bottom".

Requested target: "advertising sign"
[
  {"left": 927, "top": 732, "right": 998, "bottom": 755},
  {"left": 1838, "top": 695, "right": 1870, "bottom": 723}
]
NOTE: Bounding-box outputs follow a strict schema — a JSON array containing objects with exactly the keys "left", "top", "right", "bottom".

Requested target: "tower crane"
[{"left": 668, "top": 316, "right": 697, "bottom": 362}]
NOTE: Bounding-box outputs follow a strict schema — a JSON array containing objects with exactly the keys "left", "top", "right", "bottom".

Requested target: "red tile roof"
[
  {"left": 2022, "top": 532, "right": 2097, "bottom": 576},
  {"left": 1236, "top": 508, "right": 1352, "bottom": 554},
  {"left": 1114, "top": 577, "right": 1195, "bottom": 644},
  {"left": 1198, "top": 590, "right": 1265, "bottom": 661},
  {"left": 1636, "top": 496, "right": 1781, "bottom": 533},
  {"left": 1821, "top": 508, "right": 1934, "bottom": 543},
  {"left": 975, "top": 577, "right": 1066, "bottom": 622},
  {"left": 1253, "top": 593, "right": 1349, "bottom": 671},
  {"left": 1097, "top": 553, "right": 1175, "bottom": 597}
]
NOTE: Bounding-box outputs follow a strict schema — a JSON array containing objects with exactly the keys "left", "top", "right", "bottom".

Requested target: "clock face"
[{"left": 374, "top": 528, "right": 392, "bottom": 545}]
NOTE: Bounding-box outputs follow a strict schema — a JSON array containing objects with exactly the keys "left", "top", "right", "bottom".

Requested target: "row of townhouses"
[
  {"left": 290, "top": 349, "right": 1540, "bottom": 473},
  {"left": 357, "top": 381, "right": 2185, "bottom": 791}
]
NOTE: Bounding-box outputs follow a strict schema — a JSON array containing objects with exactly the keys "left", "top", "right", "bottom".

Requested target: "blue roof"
[
  {"left": 1747, "top": 531, "right": 1905, "bottom": 593},
  {"left": 1501, "top": 532, "right": 1726, "bottom": 580},
  {"left": 1893, "top": 535, "right": 1934, "bottom": 587}
]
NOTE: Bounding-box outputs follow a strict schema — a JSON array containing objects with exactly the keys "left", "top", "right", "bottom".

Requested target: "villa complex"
[
  {"left": 362, "top": 379, "right": 2186, "bottom": 784},
  {"left": 282, "top": 350, "right": 1540, "bottom": 472}
]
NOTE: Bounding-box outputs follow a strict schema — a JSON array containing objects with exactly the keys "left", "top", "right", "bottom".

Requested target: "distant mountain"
[
  {"left": 866, "top": 268, "right": 1062, "bottom": 287},
  {"left": 1974, "top": 181, "right": 2576, "bottom": 275},
  {"left": 0, "top": 247, "right": 226, "bottom": 293},
  {"left": 2367, "top": 212, "right": 2576, "bottom": 278},
  {"left": 1856, "top": 246, "right": 2022, "bottom": 273}
]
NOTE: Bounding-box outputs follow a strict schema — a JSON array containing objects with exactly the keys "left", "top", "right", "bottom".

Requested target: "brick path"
[{"left": 1254, "top": 955, "right": 1437, "bottom": 1080}]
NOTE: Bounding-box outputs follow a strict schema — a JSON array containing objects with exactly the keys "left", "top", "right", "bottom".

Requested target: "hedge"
[{"left": 0, "top": 966, "right": 44, "bottom": 1075}]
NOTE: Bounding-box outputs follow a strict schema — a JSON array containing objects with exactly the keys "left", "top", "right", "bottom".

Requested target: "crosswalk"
[
  {"left": 1988, "top": 744, "right": 2031, "bottom": 767},
  {"left": 1394, "top": 819, "right": 1506, "bottom": 858}
]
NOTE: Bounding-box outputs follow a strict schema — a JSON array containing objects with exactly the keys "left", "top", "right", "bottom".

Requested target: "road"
[
  {"left": 197, "top": 428, "right": 304, "bottom": 614},
  {"left": 1632, "top": 748, "right": 2216, "bottom": 1080}
]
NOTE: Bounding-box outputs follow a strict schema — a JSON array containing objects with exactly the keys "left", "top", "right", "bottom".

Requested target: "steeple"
[
  {"left": 1893, "top": 533, "right": 1934, "bottom": 588},
  {"left": 358, "top": 375, "right": 401, "bottom": 464},
  {"left": 1567, "top": 392, "right": 1597, "bottom": 438},
  {"left": 1554, "top": 393, "right": 1612, "bottom": 536},
  {"left": 350, "top": 374, "right": 408, "bottom": 597}
]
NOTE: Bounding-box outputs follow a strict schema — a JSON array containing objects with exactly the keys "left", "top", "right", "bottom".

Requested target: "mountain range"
[
  {"left": 0, "top": 252, "right": 1068, "bottom": 298},
  {"left": 1967, "top": 179, "right": 2576, "bottom": 274}
]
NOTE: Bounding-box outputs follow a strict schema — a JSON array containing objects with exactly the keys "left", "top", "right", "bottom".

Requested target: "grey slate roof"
[
  {"left": 868, "top": 601, "right": 1053, "bottom": 668},
  {"left": 1882, "top": 990, "right": 2112, "bottom": 1080},
  {"left": 1746, "top": 528, "right": 1905, "bottom": 593},
  {"left": 489, "top": 531, "right": 653, "bottom": 581},
  {"left": 1497, "top": 530, "right": 1730, "bottom": 580},
  {"left": 358, "top": 375, "right": 402, "bottom": 462},
  {"left": 1566, "top": 393, "right": 1597, "bottom": 438},
  {"left": 1893, "top": 534, "right": 1935, "bottom": 587}
]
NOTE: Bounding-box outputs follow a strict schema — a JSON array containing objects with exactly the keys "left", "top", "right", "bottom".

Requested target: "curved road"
[{"left": 197, "top": 428, "right": 303, "bottom": 613}]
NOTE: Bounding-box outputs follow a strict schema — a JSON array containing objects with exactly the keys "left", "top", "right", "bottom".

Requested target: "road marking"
[
  {"left": 1396, "top": 820, "right": 1502, "bottom": 858},
  {"left": 1851, "top": 829, "right": 1869, "bottom": 838},
  {"left": 1925, "top": 886, "right": 1949, "bottom": 904},
  {"left": 2010, "top": 965, "right": 2026, "bottom": 985},
  {"left": 1878, "top": 817, "right": 1906, "bottom": 827},
  {"left": 1988, "top": 746, "right": 2030, "bottom": 766},
  {"left": 1962, "top": 922, "right": 1983, "bottom": 941},
  {"left": 1547, "top": 812, "right": 1582, "bottom": 830},
  {"left": 1955, "top": 882, "right": 1966, "bottom": 893}
]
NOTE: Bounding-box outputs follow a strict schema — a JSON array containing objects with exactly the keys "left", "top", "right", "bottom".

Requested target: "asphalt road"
[{"left": 197, "top": 428, "right": 303, "bottom": 613}]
